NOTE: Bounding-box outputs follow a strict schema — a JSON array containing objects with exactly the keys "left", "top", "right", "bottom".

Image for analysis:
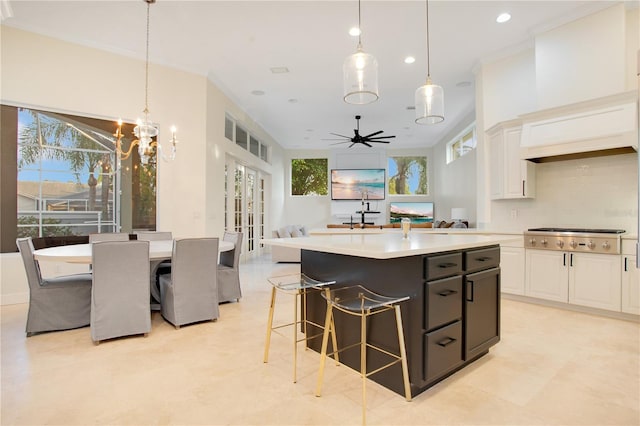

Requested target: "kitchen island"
[{"left": 262, "top": 233, "right": 517, "bottom": 397}]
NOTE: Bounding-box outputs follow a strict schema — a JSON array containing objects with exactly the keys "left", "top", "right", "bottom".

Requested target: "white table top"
[
  {"left": 261, "top": 233, "right": 519, "bottom": 260},
  {"left": 34, "top": 239, "right": 234, "bottom": 264}
]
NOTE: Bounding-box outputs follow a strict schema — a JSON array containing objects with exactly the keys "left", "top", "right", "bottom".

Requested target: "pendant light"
[
  {"left": 343, "top": 0, "right": 379, "bottom": 104},
  {"left": 415, "top": 0, "right": 444, "bottom": 124}
]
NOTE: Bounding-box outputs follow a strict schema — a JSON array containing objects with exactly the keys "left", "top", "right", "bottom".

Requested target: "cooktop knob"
[
  {"left": 556, "top": 240, "right": 564, "bottom": 248},
  {"left": 602, "top": 241, "right": 611, "bottom": 250},
  {"left": 569, "top": 240, "right": 577, "bottom": 249},
  {"left": 529, "top": 238, "right": 536, "bottom": 246},
  {"left": 541, "top": 239, "right": 548, "bottom": 246},
  {"left": 587, "top": 241, "right": 595, "bottom": 249}
]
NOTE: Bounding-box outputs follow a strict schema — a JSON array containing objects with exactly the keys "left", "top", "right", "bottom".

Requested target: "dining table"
[{"left": 34, "top": 239, "right": 235, "bottom": 309}]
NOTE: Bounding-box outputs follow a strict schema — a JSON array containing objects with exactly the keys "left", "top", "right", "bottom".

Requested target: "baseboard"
[{"left": 1, "top": 292, "right": 28, "bottom": 306}]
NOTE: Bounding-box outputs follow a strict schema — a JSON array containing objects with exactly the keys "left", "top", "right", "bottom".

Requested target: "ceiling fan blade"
[
  {"left": 362, "top": 130, "right": 383, "bottom": 138},
  {"left": 349, "top": 142, "right": 356, "bottom": 148},
  {"left": 367, "top": 135, "right": 396, "bottom": 140},
  {"left": 363, "top": 141, "right": 373, "bottom": 147},
  {"left": 330, "top": 132, "right": 352, "bottom": 139},
  {"left": 322, "top": 138, "right": 350, "bottom": 141},
  {"left": 330, "top": 141, "right": 352, "bottom": 145},
  {"left": 367, "top": 140, "right": 390, "bottom": 144}
]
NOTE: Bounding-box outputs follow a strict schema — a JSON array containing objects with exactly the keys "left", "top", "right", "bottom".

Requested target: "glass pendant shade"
[
  {"left": 343, "top": 47, "right": 379, "bottom": 105},
  {"left": 415, "top": 78, "right": 444, "bottom": 124}
]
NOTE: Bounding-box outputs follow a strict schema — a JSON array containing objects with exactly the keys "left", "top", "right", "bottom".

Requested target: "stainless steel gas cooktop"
[{"left": 524, "top": 228, "right": 625, "bottom": 254}]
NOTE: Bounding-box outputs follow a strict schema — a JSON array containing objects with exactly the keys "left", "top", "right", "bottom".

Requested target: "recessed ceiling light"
[
  {"left": 349, "top": 27, "right": 361, "bottom": 37},
  {"left": 456, "top": 81, "right": 472, "bottom": 88},
  {"left": 288, "top": 98, "right": 298, "bottom": 103},
  {"left": 270, "top": 67, "right": 289, "bottom": 74},
  {"left": 306, "top": 129, "right": 313, "bottom": 132},
  {"left": 496, "top": 13, "right": 511, "bottom": 23},
  {"left": 406, "top": 106, "right": 416, "bottom": 111},
  {"left": 251, "top": 90, "right": 265, "bottom": 96},
  {"left": 404, "top": 56, "right": 416, "bottom": 64}
]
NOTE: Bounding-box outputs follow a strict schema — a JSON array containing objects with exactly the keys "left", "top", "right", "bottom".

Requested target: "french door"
[{"left": 225, "top": 160, "right": 266, "bottom": 260}]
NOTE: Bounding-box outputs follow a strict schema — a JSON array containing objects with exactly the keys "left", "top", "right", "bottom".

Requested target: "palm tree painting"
[{"left": 388, "top": 156, "right": 428, "bottom": 195}]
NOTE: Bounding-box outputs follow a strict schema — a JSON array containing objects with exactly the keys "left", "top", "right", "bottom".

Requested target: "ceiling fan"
[{"left": 324, "top": 115, "right": 395, "bottom": 148}]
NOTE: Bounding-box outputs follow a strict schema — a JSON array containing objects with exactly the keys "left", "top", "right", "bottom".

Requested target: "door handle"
[
  {"left": 522, "top": 180, "right": 525, "bottom": 197},
  {"left": 437, "top": 337, "right": 457, "bottom": 347},
  {"left": 476, "top": 256, "right": 492, "bottom": 262},
  {"left": 570, "top": 253, "right": 574, "bottom": 267},
  {"left": 624, "top": 257, "right": 628, "bottom": 272},
  {"left": 563, "top": 253, "right": 566, "bottom": 266},
  {"left": 466, "top": 280, "right": 474, "bottom": 302},
  {"left": 438, "top": 262, "right": 458, "bottom": 269},
  {"left": 437, "top": 289, "right": 458, "bottom": 297}
]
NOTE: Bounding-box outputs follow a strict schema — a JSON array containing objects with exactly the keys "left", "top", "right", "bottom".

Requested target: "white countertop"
[
  {"left": 262, "top": 233, "right": 520, "bottom": 259},
  {"left": 308, "top": 228, "right": 524, "bottom": 236}
]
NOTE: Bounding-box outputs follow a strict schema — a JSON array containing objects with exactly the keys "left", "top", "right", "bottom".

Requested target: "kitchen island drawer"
[
  {"left": 425, "top": 252, "right": 463, "bottom": 280},
  {"left": 424, "top": 320, "right": 463, "bottom": 382},
  {"left": 465, "top": 246, "right": 500, "bottom": 273},
  {"left": 425, "top": 276, "right": 462, "bottom": 330}
]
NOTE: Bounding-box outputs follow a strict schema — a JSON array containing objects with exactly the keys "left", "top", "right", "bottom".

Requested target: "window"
[
  {"left": 236, "top": 125, "right": 248, "bottom": 150},
  {"left": 5, "top": 106, "right": 156, "bottom": 247},
  {"left": 224, "top": 115, "right": 234, "bottom": 141},
  {"left": 446, "top": 123, "right": 476, "bottom": 164},
  {"left": 224, "top": 113, "right": 269, "bottom": 163},
  {"left": 388, "top": 156, "right": 428, "bottom": 195},
  {"left": 291, "top": 158, "right": 328, "bottom": 196}
]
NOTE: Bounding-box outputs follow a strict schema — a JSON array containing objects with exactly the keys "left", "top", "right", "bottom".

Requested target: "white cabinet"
[
  {"left": 621, "top": 246, "right": 640, "bottom": 314},
  {"left": 501, "top": 246, "right": 525, "bottom": 295},
  {"left": 568, "top": 252, "right": 621, "bottom": 311},
  {"left": 525, "top": 250, "right": 568, "bottom": 302},
  {"left": 487, "top": 120, "right": 536, "bottom": 200},
  {"left": 525, "top": 250, "right": 621, "bottom": 311}
]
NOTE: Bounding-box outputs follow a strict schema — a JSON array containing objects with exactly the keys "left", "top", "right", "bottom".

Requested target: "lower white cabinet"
[
  {"left": 525, "top": 250, "right": 568, "bottom": 302},
  {"left": 525, "top": 250, "right": 621, "bottom": 310},
  {"left": 622, "top": 255, "right": 640, "bottom": 314},
  {"left": 568, "top": 252, "right": 621, "bottom": 311},
  {"left": 501, "top": 246, "right": 525, "bottom": 295}
]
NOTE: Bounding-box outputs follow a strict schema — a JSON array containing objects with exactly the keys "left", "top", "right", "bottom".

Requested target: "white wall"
[{"left": 536, "top": 3, "right": 627, "bottom": 109}]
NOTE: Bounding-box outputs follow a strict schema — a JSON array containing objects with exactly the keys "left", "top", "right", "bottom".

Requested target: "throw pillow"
[
  {"left": 291, "top": 228, "right": 303, "bottom": 237},
  {"left": 278, "top": 226, "right": 292, "bottom": 238}
]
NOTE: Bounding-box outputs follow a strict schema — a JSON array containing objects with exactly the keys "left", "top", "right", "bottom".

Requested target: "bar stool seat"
[
  {"left": 315, "top": 285, "right": 412, "bottom": 425},
  {"left": 263, "top": 273, "right": 338, "bottom": 383}
]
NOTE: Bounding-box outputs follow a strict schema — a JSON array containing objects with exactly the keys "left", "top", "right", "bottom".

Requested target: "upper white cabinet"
[{"left": 488, "top": 120, "right": 536, "bottom": 200}]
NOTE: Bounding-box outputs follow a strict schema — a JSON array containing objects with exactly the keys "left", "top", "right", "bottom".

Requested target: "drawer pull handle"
[
  {"left": 437, "top": 337, "right": 457, "bottom": 347},
  {"left": 476, "top": 256, "right": 492, "bottom": 262},
  {"left": 437, "top": 289, "right": 458, "bottom": 297},
  {"left": 438, "top": 262, "right": 458, "bottom": 269}
]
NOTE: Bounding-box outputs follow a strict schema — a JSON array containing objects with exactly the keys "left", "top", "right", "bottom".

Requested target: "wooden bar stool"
[
  {"left": 263, "top": 273, "right": 338, "bottom": 383},
  {"left": 315, "top": 285, "right": 412, "bottom": 425}
]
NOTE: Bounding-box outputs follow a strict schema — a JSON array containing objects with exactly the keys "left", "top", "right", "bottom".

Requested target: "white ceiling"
[{"left": 2, "top": 0, "right": 625, "bottom": 149}]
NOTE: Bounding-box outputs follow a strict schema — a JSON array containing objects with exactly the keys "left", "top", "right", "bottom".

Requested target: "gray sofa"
[{"left": 271, "top": 225, "right": 308, "bottom": 263}]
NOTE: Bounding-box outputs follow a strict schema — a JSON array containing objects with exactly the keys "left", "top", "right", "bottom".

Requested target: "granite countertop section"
[{"left": 262, "top": 233, "right": 520, "bottom": 260}]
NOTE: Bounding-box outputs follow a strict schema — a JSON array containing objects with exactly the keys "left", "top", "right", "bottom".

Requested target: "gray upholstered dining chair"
[
  {"left": 158, "top": 238, "right": 220, "bottom": 328},
  {"left": 16, "top": 237, "right": 93, "bottom": 337},
  {"left": 134, "top": 231, "right": 173, "bottom": 241},
  {"left": 89, "top": 232, "right": 130, "bottom": 243},
  {"left": 217, "top": 231, "right": 243, "bottom": 303},
  {"left": 90, "top": 240, "right": 151, "bottom": 343}
]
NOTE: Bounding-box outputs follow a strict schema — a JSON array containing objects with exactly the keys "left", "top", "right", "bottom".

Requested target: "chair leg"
[
  {"left": 315, "top": 300, "right": 334, "bottom": 397},
  {"left": 395, "top": 305, "right": 412, "bottom": 402},
  {"left": 292, "top": 290, "right": 298, "bottom": 383},
  {"left": 330, "top": 316, "right": 340, "bottom": 365},
  {"left": 263, "top": 286, "right": 277, "bottom": 363},
  {"left": 361, "top": 312, "right": 367, "bottom": 426}
]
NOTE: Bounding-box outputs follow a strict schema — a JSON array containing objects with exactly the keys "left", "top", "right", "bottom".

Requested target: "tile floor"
[{"left": 1, "top": 255, "right": 639, "bottom": 425}]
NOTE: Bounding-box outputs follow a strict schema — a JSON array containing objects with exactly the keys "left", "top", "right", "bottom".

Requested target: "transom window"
[
  {"left": 446, "top": 123, "right": 476, "bottom": 164},
  {"left": 225, "top": 114, "right": 269, "bottom": 163}
]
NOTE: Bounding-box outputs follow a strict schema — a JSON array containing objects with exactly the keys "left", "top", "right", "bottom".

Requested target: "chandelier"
[{"left": 113, "top": 0, "right": 177, "bottom": 165}]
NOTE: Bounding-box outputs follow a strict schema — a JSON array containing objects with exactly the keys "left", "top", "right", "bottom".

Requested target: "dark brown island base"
[{"left": 300, "top": 245, "right": 501, "bottom": 398}]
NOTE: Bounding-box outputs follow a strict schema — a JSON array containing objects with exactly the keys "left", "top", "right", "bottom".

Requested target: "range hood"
[{"left": 520, "top": 91, "right": 638, "bottom": 163}]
